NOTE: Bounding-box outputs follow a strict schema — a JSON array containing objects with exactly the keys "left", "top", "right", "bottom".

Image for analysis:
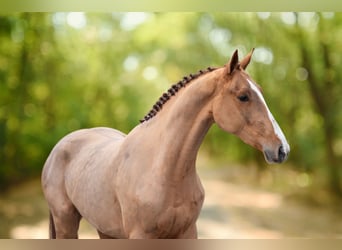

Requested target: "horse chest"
[{"left": 117, "top": 167, "right": 205, "bottom": 238}]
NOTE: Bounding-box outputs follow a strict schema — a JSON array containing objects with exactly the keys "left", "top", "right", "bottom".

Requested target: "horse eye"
[{"left": 238, "top": 95, "right": 249, "bottom": 102}]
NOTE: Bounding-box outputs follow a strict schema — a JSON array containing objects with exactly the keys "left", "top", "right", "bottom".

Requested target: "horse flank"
[{"left": 140, "top": 66, "right": 218, "bottom": 123}]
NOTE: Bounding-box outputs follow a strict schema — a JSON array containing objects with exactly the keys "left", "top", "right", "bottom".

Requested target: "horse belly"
[
  {"left": 65, "top": 156, "right": 126, "bottom": 237},
  {"left": 64, "top": 165, "right": 125, "bottom": 238},
  {"left": 80, "top": 197, "right": 124, "bottom": 237}
]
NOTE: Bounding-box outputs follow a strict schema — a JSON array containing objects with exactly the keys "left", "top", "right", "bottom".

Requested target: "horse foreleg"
[
  {"left": 178, "top": 223, "right": 198, "bottom": 239},
  {"left": 97, "top": 230, "right": 115, "bottom": 239}
]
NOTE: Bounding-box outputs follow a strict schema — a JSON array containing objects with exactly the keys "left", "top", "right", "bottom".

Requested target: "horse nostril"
[
  {"left": 263, "top": 145, "right": 289, "bottom": 164},
  {"left": 278, "top": 145, "right": 286, "bottom": 163}
]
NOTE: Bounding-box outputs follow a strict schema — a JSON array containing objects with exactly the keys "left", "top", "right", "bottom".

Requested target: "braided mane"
[{"left": 140, "top": 66, "right": 218, "bottom": 123}]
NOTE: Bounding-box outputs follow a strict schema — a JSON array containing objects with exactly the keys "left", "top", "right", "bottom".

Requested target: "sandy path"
[{"left": 3, "top": 165, "right": 342, "bottom": 239}]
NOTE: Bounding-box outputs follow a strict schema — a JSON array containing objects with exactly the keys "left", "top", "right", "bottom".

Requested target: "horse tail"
[{"left": 49, "top": 211, "right": 56, "bottom": 239}]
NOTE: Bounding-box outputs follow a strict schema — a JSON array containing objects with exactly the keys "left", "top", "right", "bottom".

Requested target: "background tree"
[{"left": 0, "top": 12, "right": 341, "bottom": 198}]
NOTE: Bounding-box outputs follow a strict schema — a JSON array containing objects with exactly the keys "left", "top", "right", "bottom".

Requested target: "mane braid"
[{"left": 139, "top": 66, "right": 217, "bottom": 123}]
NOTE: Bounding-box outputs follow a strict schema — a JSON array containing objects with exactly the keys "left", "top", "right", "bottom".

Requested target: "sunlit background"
[{"left": 0, "top": 12, "right": 342, "bottom": 238}]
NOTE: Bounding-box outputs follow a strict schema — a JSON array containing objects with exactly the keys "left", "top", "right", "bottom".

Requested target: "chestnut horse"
[{"left": 41, "top": 49, "right": 290, "bottom": 239}]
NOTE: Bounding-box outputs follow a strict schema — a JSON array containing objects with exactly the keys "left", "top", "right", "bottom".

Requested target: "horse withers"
[{"left": 41, "top": 49, "right": 289, "bottom": 239}]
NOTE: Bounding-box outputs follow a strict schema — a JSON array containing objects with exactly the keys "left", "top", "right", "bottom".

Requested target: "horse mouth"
[{"left": 263, "top": 145, "right": 289, "bottom": 164}]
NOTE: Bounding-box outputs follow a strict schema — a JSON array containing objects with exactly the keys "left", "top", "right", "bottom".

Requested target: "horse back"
[{"left": 43, "top": 127, "right": 125, "bottom": 168}]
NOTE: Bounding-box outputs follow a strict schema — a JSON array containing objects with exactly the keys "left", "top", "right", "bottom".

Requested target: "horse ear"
[
  {"left": 226, "top": 49, "right": 239, "bottom": 75},
  {"left": 240, "top": 48, "right": 255, "bottom": 70}
]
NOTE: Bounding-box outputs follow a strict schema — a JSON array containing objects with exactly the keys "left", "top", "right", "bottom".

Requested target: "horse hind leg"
[
  {"left": 49, "top": 211, "right": 56, "bottom": 239},
  {"left": 50, "top": 203, "right": 82, "bottom": 239}
]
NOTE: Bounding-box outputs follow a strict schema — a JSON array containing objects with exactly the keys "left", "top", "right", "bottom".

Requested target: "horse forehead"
[
  {"left": 247, "top": 79, "right": 266, "bottom": 103},
  {"left": 231, "top": 71, "right": 256, "bottom": 89}
]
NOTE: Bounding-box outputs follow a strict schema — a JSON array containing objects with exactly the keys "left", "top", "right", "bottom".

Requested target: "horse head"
[{"left": 212, "top": 49, "right": 290, "bottom": 164}]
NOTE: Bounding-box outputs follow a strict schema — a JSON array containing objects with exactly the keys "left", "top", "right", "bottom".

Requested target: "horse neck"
[{"left": 144, "top": 71, "right": 221, "bottom": 181}]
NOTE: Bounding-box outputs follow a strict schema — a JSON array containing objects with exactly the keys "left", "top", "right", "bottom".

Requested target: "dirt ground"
[{"left": 1, "top": 163, "right": 342, "bottom": 239}]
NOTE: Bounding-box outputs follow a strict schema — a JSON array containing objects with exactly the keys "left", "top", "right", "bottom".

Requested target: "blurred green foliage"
[{"left": 0, "top": 13, "right": 341, "bottom": 194}]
